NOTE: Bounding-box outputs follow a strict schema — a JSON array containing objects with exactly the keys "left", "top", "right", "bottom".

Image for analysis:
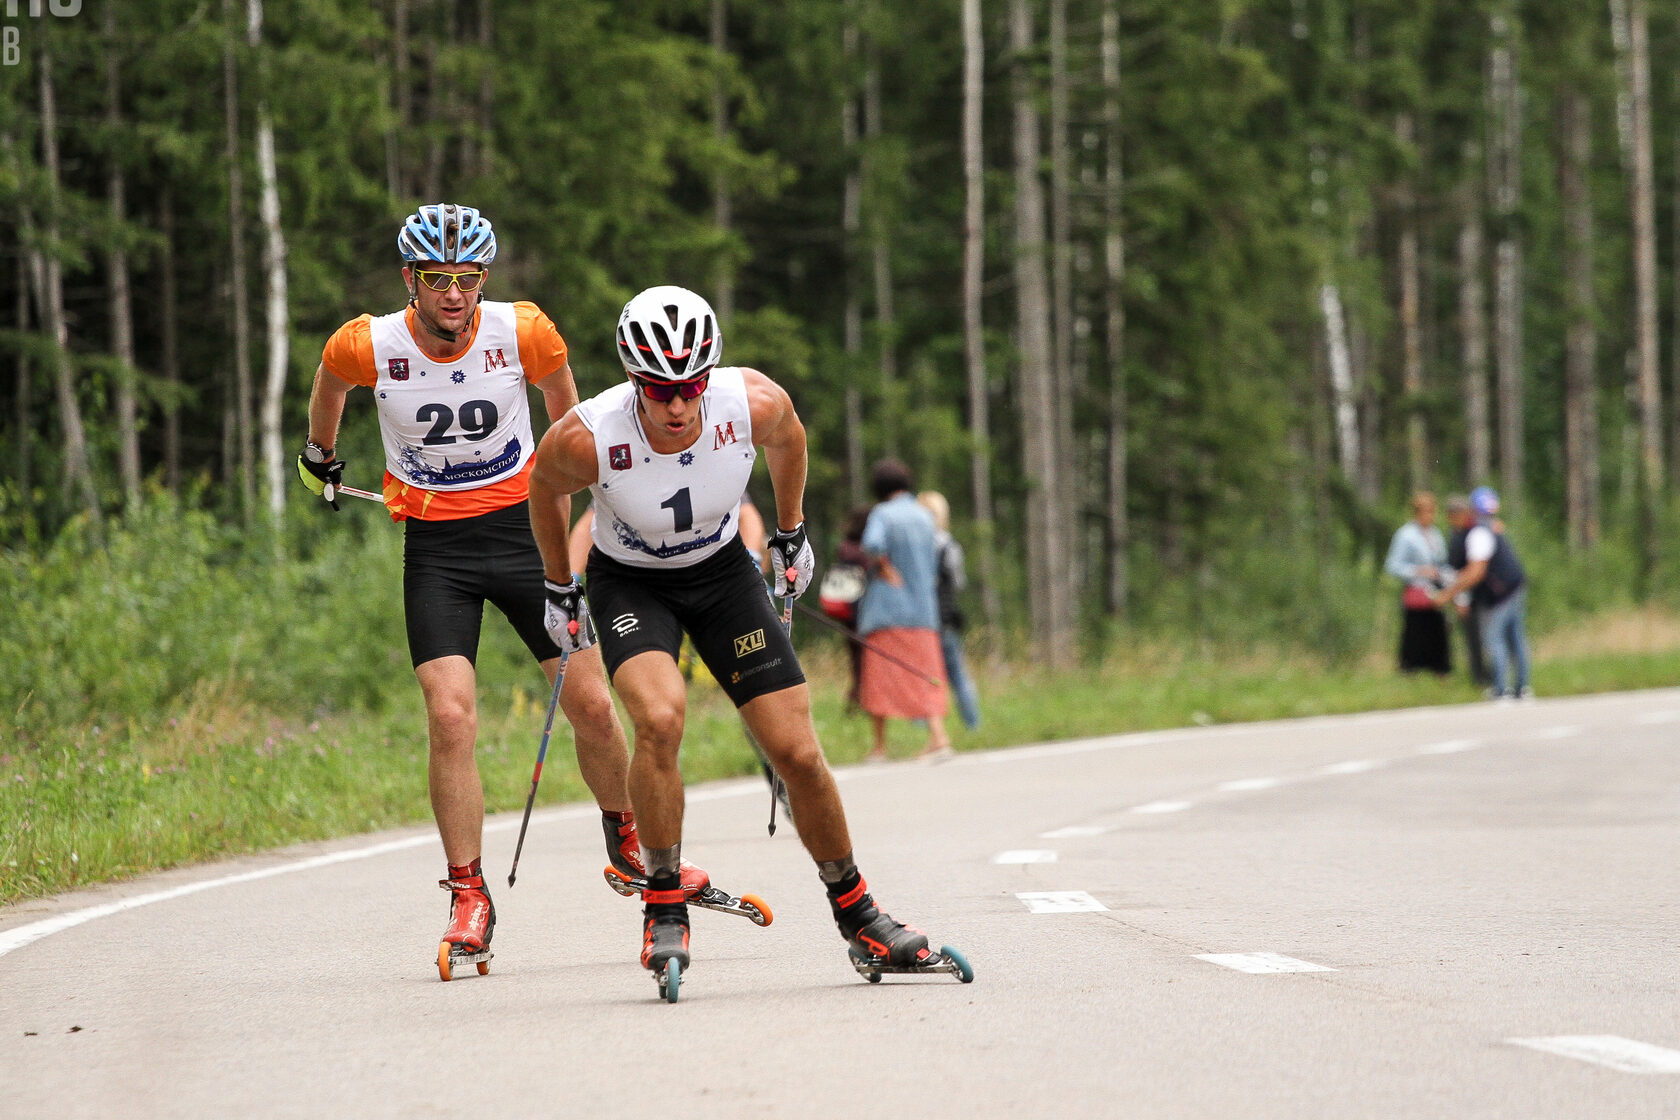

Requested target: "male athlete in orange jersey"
[{"left": 295, "top": 205, "right": 710, "bottom": 979}]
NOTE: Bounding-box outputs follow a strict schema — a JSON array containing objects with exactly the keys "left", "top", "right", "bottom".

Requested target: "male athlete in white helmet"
[
  {"left": 529, "top": 285, "right": 965, "bottom": 988},
  {"left": 296, "top": 207, "right": 715, "bottom": 980}
]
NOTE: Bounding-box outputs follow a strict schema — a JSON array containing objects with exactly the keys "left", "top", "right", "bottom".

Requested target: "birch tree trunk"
[
  {"left": 1559, "top": 86, "right": 1600, "bottom": 551},
  {"left": 1489, "top": 9, "right": 1524, "bottom": 500},
  {"left": 710, "top": 0, "right": 734, "bottom": 323},
  {"left": 1048, "top": 0, "right": 1079, "bottom": 614},
  {"left": 1012, "top": 0, "right": 1071, "bottom": 662},
  {"left": 1620, "top": 0, "right": 1663, "bottom": 575},
  {"left": 841, "top": 7, "right": 865, "bottom": 506},
  {"left": 14, "top": 254, "right": 30, "bottom": 499},
  {"left": 28, "top": 54, "right": 101, "bottom": 533},
  {"left": 1320, "top": 281, "right": 1359, "bottom": 482},
  {"left": 160, "top": 186, "right": 182, "bottom": 495},
  {"left": 865, "top": 50, "right": 898, "bottom": 455},
  {"left": 248, "top": 0, "right": 291, "bottom": 524},
  {"left": 104, "top": 2, "right": 140, "bottom": 503},
  {"left": 1396, "top": 113, "right": 1426, "bottom": 492},
  {"left": 223, "top": 0, "right": 255, "bottom": 520},
  {"left": 960, "top": 0, "right": 999, "bottom": 628},
  {"left": 1101, "top": 1, "right": 1128, "bottom": 619},
  {"left": 1458, "top": 170, "right": 1492, "bottom": 485}
]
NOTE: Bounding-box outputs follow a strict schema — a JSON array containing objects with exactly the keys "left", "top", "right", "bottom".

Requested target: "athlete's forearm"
[
  {"left": 306, "top": 364, "right": 353, "bottom": 451},
  {"left": 528, "top": 462, "right": 574, "bottom": 583},
  {"left": 764, "top": 430, "right": 807, "bottom": 531}
]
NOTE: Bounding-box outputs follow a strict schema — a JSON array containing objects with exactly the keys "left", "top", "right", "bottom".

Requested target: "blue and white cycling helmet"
[
  {"left": 1470, "top": 486, "right": 1500, "bottom": 517},
  {"left": 398, "top": 203, "right": 497, "bottom": 265}
]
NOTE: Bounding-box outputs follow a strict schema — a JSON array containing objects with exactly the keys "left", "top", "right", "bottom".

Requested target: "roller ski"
[
  {"left": 641, "top": 892, "right": 691, "bottom": 1004},
  {"left": 834, "top": 877, "right": 974, "bottom": 985},
  {"left": 600, "top": 813, "right": 773, "bottom": 927},
  {"left": 436, "top": 860, "right": 495, "bottom": 981}
]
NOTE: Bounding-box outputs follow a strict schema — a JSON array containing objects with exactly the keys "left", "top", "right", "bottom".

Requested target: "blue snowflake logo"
[
  {"left": 678, "top": 451, "right": 695, "bottom": 467},
  {"left": 451, "top": 369, "right": 466, "bottom": 385}
]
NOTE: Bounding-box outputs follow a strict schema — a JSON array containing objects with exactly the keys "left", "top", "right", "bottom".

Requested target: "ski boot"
[
  {"left": 436, "top": 860, "right": 495, "bottom": 981},
  {"left": 600, "top": 814, "right": 773, "bottom": 927},
  {"left": 833, "top": 877, "right": 973, "bottom": 985},
  {"left": 641, "top": 890, "right": 691, "bottom": 1003}
]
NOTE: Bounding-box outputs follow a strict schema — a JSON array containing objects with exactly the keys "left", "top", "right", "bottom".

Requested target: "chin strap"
[{"left": 408, "top": 293, "right": 460, "bottom": 344}]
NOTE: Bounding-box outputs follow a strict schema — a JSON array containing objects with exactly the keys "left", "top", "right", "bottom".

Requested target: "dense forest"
[{"left": 4, "top": 0, "right": 1679, "bottom": 666}]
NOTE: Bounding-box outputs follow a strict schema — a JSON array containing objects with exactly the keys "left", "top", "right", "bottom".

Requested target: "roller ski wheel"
[
  {"left": 657, "top": 957, "right": 682, "bottom": 1003},
  {"left": 603, "top": 865, "right": 774, "bottom": 927},
  {"left": 848, "top": 943, "right": 974, "bottom": 985}
]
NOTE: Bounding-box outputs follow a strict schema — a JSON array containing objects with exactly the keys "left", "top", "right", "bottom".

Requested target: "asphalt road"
[{"left": 3, "top": 689, "right": 1677, "bottom": 1119}]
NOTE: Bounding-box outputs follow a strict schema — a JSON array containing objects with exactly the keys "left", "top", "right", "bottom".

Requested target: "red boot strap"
[
  {"left": 643, "top": 888, "right": 686, "bottom": 905},
  {"left": 835, "top": 878, "right": 869, "bottom": 910},
  {"left": 439, "top": 875, "right": 486, "bottom": 892}
]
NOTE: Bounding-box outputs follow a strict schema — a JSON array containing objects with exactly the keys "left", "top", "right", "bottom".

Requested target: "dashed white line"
[
  {"left": 1508, "top": 1035, "right": 1680, "bottom": 1074},
  {"left": 1634, "top": 710, "right": 1680, "bottom": 725},
  {"left": 1039, "top": 825, "right": 1108, "bottom": 839},
  {"left": 1416, "top": 738, "right": 1481, "bottom": 755},
  {"left": 1218, "top": 777, "right": 1284, "bottom": 792},
  {"left": 1318, "top": 759, "right": 1384, "bottom": 775},
  {"left": 1195, "top": 952, "right": 1336, "bottom": 974},
  {"left": 1533, "top": 725, "right": 1581, "bottom": 740},
  {"left": 1017, "top": 891, "right": 1107, "bottom": 914},
  {"left": 994, "top": 849, "right": 1058, "bottom": 865},
  {"left": 1130, "top": 800, "right": 1193, "bottom": 814}
]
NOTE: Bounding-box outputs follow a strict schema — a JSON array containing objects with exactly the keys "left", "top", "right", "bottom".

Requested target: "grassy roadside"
[{"left": 4, "top": 614, "right": 1678, "bottom": 909}]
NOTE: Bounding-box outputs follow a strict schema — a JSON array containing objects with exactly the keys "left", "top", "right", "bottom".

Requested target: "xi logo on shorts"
[{"left": 734, "top": 628, "right": 766, "bottom": 658}]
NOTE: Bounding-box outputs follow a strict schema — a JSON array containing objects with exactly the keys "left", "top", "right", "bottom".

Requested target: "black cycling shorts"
[
  {"left": 402, "top": 503, "right": 562, "bottom": 668},
  {"left": 583, "top": 536, "right": 806, "bottom": 707}
]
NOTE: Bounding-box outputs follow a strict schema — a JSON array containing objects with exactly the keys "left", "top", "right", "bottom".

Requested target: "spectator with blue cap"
[{"left": 1435, "top": 486, "right": 1531, "bottom": 699}]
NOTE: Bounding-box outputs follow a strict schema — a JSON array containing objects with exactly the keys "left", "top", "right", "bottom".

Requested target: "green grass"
[{"left": 5, "top": 626, "right": 1678, "bottom": 908}]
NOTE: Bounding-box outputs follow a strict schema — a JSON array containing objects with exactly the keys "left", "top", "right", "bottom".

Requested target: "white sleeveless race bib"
[
  {"left": 369, "top": 301, "right": 534, "bottom": 491},
  {"left": 577, "top": 367, "right": 758, "bottom": 568}
]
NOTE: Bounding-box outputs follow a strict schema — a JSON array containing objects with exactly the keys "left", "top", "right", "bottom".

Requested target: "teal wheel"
[
  {"left": 662, "top": 958, "right": 682, "bottom": 1003},
  {"left": 940, "top": 944, "right": 974, "bottom": 983},
  {"left": 848, "top": 947, "right": 882, "bottom": 983}
]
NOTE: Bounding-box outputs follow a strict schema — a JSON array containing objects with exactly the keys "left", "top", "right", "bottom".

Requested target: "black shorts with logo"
[
  {"left": 402, "top": 502, "right": 562, "bottom": 668},
  {"left": 583, "top": 535, "right": 806, "bottom": 707}
]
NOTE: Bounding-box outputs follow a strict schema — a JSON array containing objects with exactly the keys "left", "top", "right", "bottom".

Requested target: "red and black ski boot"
[{"left": 437, "top": 859, "right": 495, "bottom": 981}]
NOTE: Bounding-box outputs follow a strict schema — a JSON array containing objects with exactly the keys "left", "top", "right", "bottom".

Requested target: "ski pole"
[
  {"left": 765, "top": 593, "right": 795, "bottom": 836},
  {"left": 325, "top": 481, "right": 384, "bottom": 505},
  {"left": 788, "top": 599, "right": 944, "bottom": 687},
  {"left": 507, "top": 654, "right": 569, "bottom": 888}
]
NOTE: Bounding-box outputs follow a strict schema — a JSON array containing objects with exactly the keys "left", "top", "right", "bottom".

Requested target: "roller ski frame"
[
  {"left": 848, "top": 942, "right": 974, "bottom": 984},
  {"left": 603, "top": 865, "right": 774, "bottom": 927}
]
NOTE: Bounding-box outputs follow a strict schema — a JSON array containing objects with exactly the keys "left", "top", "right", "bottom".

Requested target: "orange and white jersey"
[
  {"left": 321, "top": 300, "right": 567, "bottom": 521},
  {"left": 577, "top": 367, "right": 757, "bottom": 568}
]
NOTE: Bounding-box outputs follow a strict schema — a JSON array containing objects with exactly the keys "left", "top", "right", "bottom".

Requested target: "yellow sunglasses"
[{"left": 414, "top": 269, "right": 487, "bottom": 293}]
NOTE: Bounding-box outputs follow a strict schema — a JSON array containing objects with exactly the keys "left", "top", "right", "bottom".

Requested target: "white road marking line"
[
  {"left": 0, "top": 783, "right": 792, "bottom": 961},
  {"left": 994, "top": 849, "right": 1058, "bottom": 864},
  {"left": 1017, "top": 891, "right": 1107, "bottom": 914},
  {"left": 1416, "top": 738, "right": 1481, "bottom": 755},
  {"left": 1039, "top": 825, "right": 1108, "bottom": 839},
  {"left": 1533, "top": 725, "right": 1581, "bottom": 740},
  {"left": 1508, "top": 1036, "right": 1680, "bottom": 1074},
  {"left": 1634, "top": 710, "right": 1680, "bottom": 725},
  {"left": 1318, "top": 759, "right": 1384, "bottom": 775},
  {"left": 1218, "top": 777, "right": 1284, "bottom": 792},
  {"left": 1195, "top": 952, "right": 1336, "bottom": 974},
  {"left": 1130, "top": 800, "right": 1193, "bottom": 814}
]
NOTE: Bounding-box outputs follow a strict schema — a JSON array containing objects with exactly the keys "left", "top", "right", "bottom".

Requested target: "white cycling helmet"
[
  {"left": 616, "top": 285, "right": 721, "bottom": 381},
  {"left": 398, "top": 203, "right": 497, "bottom": 265}
]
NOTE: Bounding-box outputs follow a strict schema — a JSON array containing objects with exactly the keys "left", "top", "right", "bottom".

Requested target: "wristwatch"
[{"left": 303, "top": 440, "right": 334, "bottom": 464}]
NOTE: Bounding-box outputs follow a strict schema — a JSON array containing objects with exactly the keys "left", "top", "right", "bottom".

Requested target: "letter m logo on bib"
[
  {"left": 483, "top": 348, "right": 507, "bottom": 372},
  {"left": 712, "top": 421, "right": 738, "bottom": 449}
]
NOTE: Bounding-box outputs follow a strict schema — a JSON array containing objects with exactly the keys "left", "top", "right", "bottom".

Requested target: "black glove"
[
  {"left": 768, "top": 522, "right": 816, "bottom": 600},
  {"left": 296, "top": 445, "right": 346, "bottom": 511}
]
